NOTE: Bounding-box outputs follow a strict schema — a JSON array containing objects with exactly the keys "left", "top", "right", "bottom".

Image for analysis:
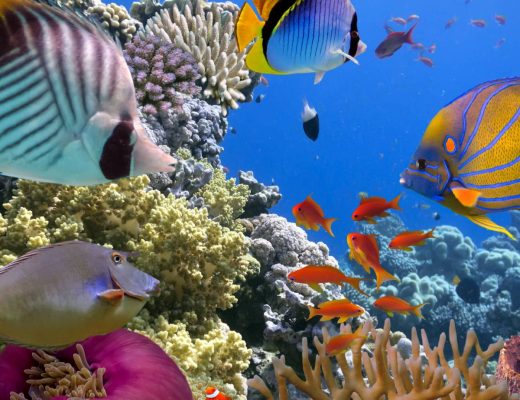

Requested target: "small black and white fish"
[
  {"left": 453, "top": 275, "right": 480, "bottom": 304},
  {"left": 0, "top": 0, "right": 176, "bottom": 185},
  {"left": 302, "top": 100, "right": 319, "bottom": 141},
  {"left": 255, "top": 94, "right": 265, "bottom": 103}
]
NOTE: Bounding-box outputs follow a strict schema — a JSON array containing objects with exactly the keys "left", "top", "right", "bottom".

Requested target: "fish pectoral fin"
[
  {"left": 467, "top": 214, "right": 516, "bottom": 240},
  {"left": 309, "top": 283, "right": 323, "bottom": 293},
  {"left": 380, "top": 212, "right": 390, "bottom": 217},
  {"left": 366, "top": 217, "right": 377, "bottom": 224},
  {"left": 386, "top": 311, "right": 394, "bottom": 317},
  {"left": 337, "top": 316, "right": 350, "bottom": 324},
  {"left": 98, "top": 289, "right": 125, "bottom": 303},
  {"left": 450, "top": 184, "right": 481, "bottom": 208},
  {"left": 320, "top": 315, "right": 334, "bottom": 321},
  {"left": 331, "top": 49, "right": 360, "bottom": 65},
  {"left": 402, "top": 246, "right": 414, "bottom": 251},
  {"left": 314, "top": 71, "right": 326, "bottom": 84}
]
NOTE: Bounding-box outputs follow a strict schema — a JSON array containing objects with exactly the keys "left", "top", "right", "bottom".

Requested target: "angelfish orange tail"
[
  {"left": 412, "top": 303, "right": 426, "bottom": 319},
  {"left": 322, "top": 218, "right": 337, "bottom": 237},
  {"left": 374, "top": 266, "right": 399, "bottom": 290},
  {"left": 389, "top": 194, "right": 402, "bottom": 211}
]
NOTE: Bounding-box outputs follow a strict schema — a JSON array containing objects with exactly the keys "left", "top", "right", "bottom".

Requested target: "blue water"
[{"left": 124, "top": 0, "right": 520, "bottom": 258}]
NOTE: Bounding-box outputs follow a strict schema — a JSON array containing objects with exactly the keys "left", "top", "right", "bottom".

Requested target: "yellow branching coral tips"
[{"left": 248, "top": 319, "right": 518, "bottom": 399}]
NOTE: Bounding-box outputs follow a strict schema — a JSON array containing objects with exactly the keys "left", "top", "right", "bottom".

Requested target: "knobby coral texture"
[
  {"left": 124, "top": 35, "right": 201, "bottom": 117},
  {"left": 0, "top": 329, "right": 192, "bottom": 400},
  {"left": 143, "top": 0, "right": 254, "bottom": 115},
  {"left": 496, "top": 336, "right": 520, "bottom": 396},
  {"left": 248, "top": 319, "right": 518, "bottom": 400}
]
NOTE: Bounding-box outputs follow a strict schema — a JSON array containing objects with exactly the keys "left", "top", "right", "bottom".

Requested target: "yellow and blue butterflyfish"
[
  {"left": 235, "top": 0, "right": 367, "bottom": 84},
  {"left": 400, "top": 77, "right": 520, "bottom": 239}
]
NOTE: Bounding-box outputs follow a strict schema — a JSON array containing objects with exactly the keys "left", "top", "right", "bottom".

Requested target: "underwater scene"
[{"left": 0, "top": 0, "right": 519, "bottom": 399}]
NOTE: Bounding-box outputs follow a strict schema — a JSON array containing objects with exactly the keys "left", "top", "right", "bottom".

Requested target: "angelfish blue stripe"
[
  {"left": 459, "top": 107, "right": 520, "bottom": 170},
  {"left": 459, "top": 82, "right": 520, "bottom": 161},
  {"left": 460, "top": 153, "right": 520, "bottom": 177}
]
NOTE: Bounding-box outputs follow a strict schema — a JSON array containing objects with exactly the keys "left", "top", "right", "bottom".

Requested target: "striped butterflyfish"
[
  {"left": 235, "top": 0, "right": 366, "bottom": 84},
  {"left": 400, "top": 77, "right": 520, "bottom": 239},
  {"left": 0, "top": 0, "right": 176, "bottom": 185}
]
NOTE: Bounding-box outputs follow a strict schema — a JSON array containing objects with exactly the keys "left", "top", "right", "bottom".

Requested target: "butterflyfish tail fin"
[
  {"left": 389, "top": 194, "right": 402, "bottom": 211},
  {"left": 245, "top": 36, "right": 285, "bottom": 75},
  {"left": 467, "top": 214, "right": 516, "bottom": 240},
  {"left": 412, "top": 303, "right": 426, "bottom": 319},
  {"left": 375, "top": 266, "right": 399, "bottom": 290},
  {"left": 235, "top": 2, "right": 264, "bottom": 52},
  {"left": 323, "top": 218, "right": 337, "bottom": 237}
]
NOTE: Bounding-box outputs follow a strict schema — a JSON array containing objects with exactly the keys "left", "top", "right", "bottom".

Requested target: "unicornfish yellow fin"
[
  {"left": 450, "top": 184, "right": 481, "bottom": 208},
  {"left": 467, "top": 214, "right": 516, "bottom": 240},
  {"left": 235, "top": 2, "right": 264, "bottom": 52}
]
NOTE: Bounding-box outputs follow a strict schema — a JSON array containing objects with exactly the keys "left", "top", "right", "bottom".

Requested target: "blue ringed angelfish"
[
  {"left": 235, "top": 0, "right": 366, "bottom": 84},
  {"left": 0, "top": 0, "right": 176, "bottom": 185},
  {"left": 400, "top": 77, "right": 520, "bottom": 239}
]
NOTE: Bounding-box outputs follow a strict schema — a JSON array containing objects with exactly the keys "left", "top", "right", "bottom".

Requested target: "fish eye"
[
  {"left": 112, "top": 252, "right": 123, "bottom": 264},
  {"left": 416, "top": 159, "right": 427, "bottom": 171},
  {"left": 298, "top": 208, "right": 302, "bottom": 212},
  {"left": 352, "top": 236, "right": 357, "bottom": 241},
  {"left": 289, "top": 276, "right": 295, "bottom": 281}
]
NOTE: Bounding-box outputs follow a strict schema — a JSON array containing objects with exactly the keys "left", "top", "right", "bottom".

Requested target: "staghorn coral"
[
  {"left": 87, "top": 2, "right": 139, "bottom": 42},
  {"left": 496, "top": 336, "right": 520, "bottom": 396},
  {"left": 0, "top": 176, "right": 257, "bottom": 331},
  {"left": 124, "top": 35, "right": 201, "bottom": 117},
  {"left": 144, "top": 0, "right": 254, "bottom": 115},
  {"left": 1, "top": 329, "right": 192, "bottom": 400},
  {"left": 248, "top": 318, "right": 518, "bottom": 400}
]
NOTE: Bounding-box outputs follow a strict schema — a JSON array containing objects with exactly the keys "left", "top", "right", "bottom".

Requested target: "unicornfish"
[
  {"left": 234, "top": 0, "right": 367, "bottom": 84},
  {"left": 0, "top": 241, "right": 159, "bottom": 349},
  {"left": 400, "top": 77, "right": 520, "bottom": 239},
  {"left": 0, "top": 0, "right": 176, "bottom": 185}
]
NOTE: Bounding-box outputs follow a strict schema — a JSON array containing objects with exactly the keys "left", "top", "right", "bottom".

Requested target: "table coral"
[
  {"left": 0, "top": 176, "right": 257, "bottom": 331},
  {"left": 124, "top": 35, "right": 201, "bottom": 117},
  {"left": 143, "top": 0, "right": 254, "bottom": 115},
  {"left": 248, "top": 319, "right": 518, "bottom": 400}
]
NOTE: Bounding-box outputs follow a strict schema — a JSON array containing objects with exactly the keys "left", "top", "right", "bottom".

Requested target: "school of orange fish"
[{"left": 290, "top": 194, "right": 435, "bottom": 356}]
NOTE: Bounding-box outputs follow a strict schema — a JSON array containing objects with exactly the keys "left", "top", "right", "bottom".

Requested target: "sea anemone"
[
  {"left": 496, "top": 335, "right": 520, "bottom": 395},
  {"left": 0, "top": 329, "right": 193, "bottom": 400}
]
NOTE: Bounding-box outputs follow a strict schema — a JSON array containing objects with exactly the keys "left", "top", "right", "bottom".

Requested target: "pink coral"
[{"left": 497, "top": 336, "right": 520, "bottom": 395}]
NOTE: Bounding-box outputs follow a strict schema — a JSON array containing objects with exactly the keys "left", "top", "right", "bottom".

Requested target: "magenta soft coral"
[{"left": 0, "top": 329, "right": 193, "bottom": 400}]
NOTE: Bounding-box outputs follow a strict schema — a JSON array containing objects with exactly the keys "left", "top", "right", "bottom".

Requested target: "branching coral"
[
  {"left": 248, "top": 319, "right": 518, "bottom": 400},
  {"left": 0, "top": 176, "right": 257, "bottom": 331},
  {"left": 87, "top": 2, "right": 139, "bottom": 42},
  {"left": 144, "top": 0, "right": 253, "bottom": 115},
  {"left": 124, "top": 35, "right": 201, "bottom": 116}
]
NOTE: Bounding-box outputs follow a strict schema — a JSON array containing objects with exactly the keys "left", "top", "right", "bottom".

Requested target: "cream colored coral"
[
  {"left": 249, "top": 319, "right": 519, "bottom": 400},
  {"left": 87, "top": 2, "right": 139, "bottom": 41},
  {"left": 144, "top": 0, "right": 253, "bottom": 115}
]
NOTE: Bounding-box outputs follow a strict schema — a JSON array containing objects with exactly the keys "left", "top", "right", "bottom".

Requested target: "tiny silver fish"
[
  {"left": 0, "top": 0, "right": 176, "bottom": 185},
  {"left": 0, "top": 241, "right": 159, "bottom": 349}
]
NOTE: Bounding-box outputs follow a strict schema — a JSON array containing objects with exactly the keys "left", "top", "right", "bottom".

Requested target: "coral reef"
[
  {"left": 1, "top": 329, "right": 192, "bottom": 400},
  {"left": 143, "top": 0, "right": 254, "bottom": 115},
  {"left": 496, "top": 336, "right": 520, "bottom": 396},
  {"left": 124, "top": 35, "right": 201, "bottom": 117},
  {"left": 238, "top": 171, "right": 282, "bottom": 218},
  {"left": 248, "top": 318, "right": 517, "bottom": 399},
  {"left": 87, "top": 1, "right": 139, "bottom": 42}
]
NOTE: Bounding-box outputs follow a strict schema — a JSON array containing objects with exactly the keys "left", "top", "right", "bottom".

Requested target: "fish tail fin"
[
  {"left": 467, "top": 214, "right": 516, "bottom": 241},
  {"left": 375, "top": 266, "right": 399, "bottom": 290},
  {"left": 235, "top": 2, "right": 264, "bottom": 52},
  {"left": 323, "top": 218, "right": 337, "bottom": 237},
  {"left": 405, "top": 23, "right": 417, "bottom": 44},
  {"left": 425, "top": 229, "right": 435, "bottom": 239},
  {"left": 389, "top": 194, "right": 402, "bottom": 211},
  {"left": 345, "top": 278, "right": 369, "bottom": 297},
  {"left": 307, "top": 306, "right": 318, "bottom": 320},
  {"left": 412, "top": 303, "right": 426, "bottom": 319}
]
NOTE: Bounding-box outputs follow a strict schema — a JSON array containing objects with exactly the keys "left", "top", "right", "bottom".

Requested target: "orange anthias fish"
[
  {"left": 346, "top": 233, "right": 399, "bottom": 289},
  {"left": 293, "top": 195, "right": 337, "bottom": 236},
  {"left": 389, "top": 230, "right": 435, "bottom": 251},
  {"left": 326, "top": 327, "right": 366, "bottom": 357},
  {"left": 287, "top": 265, "right": 369, "bottom": 295},
  {"left": 205, "top": 386, "right": 231, "bottom": 400},
  {"left": 308, "top": 299, "right": 365, "bottom": 323},
  {"left": 373, "top": 295, "right": 426, "bottom": 319},
  {"left": 352, "top": 195, "right": 401, "bottom": 223}
]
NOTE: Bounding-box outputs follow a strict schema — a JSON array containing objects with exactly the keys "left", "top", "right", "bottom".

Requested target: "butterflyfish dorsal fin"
[
  {"left": 467, "top": 214, "right": 516, "bottom": 240},
  {"left": 305, "top": 195, "right": 325, "bottom": 217},
  {"left": 253, "top": 0, "right": 280, "bottom": 20},
  {"left": 450, "top": 183, "right": 481, "bottom": 208},
  {"left": 235, "top": 2, "right": 264, "bottom": 52}
]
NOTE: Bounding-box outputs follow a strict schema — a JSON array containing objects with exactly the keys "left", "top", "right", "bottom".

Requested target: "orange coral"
[{"left": 497, "top": 336, "right": 520, "bottom": 396}]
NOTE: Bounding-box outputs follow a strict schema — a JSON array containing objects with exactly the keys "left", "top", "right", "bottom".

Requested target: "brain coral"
[{"left": 0, "top": 176, "right": 258, "bottom": 332}]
